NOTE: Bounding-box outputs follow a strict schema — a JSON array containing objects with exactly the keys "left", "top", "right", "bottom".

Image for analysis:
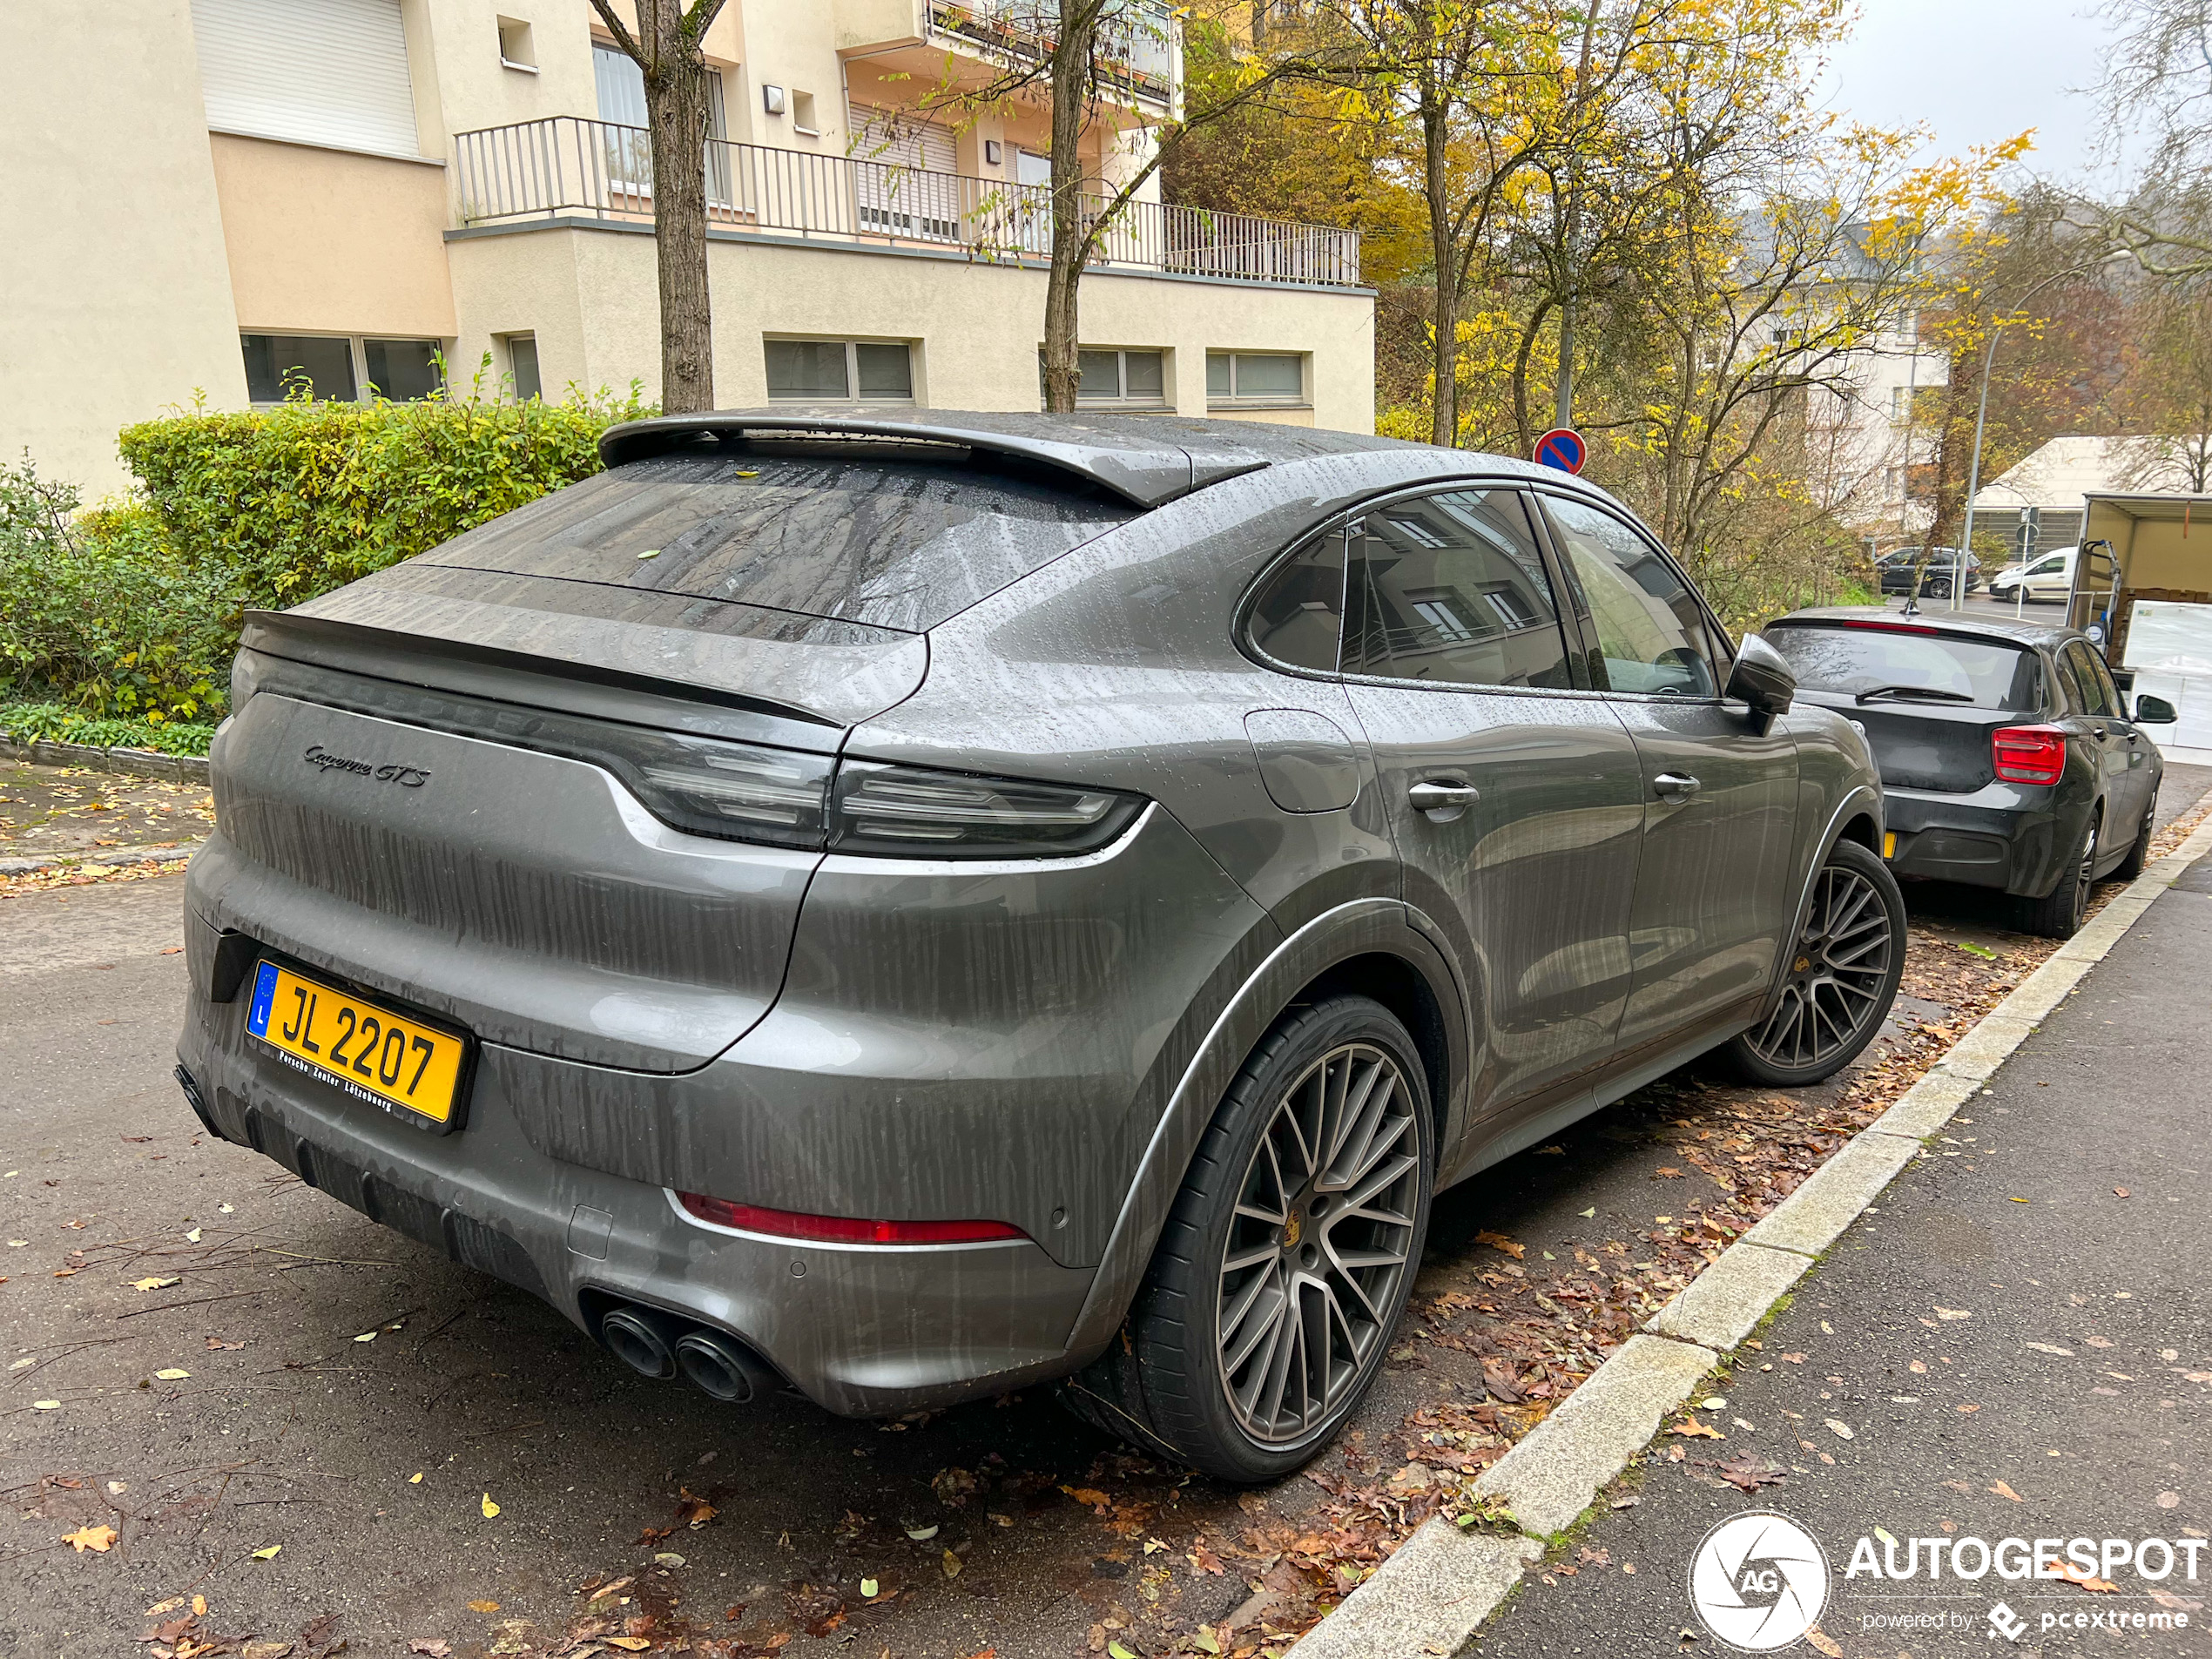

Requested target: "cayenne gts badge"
[{"left": 304, "top": 745, "right": 431, "bottom": 787}]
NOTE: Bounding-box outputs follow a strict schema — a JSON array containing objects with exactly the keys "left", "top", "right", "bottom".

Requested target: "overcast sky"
[{"left": 1820, "top": 0, "right": 2136, "bottom": 182}]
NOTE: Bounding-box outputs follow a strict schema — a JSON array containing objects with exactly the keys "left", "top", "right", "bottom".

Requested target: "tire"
[
  {"left": 2019, "top": 808, "right": 2101, "bottom": 939},
  {"left": 1058, "top": 995, "right": 1434, "bottom": 1482},
  {"left": 1929, "top": 577, "right": 1952, "bottom": 599},
  {"left": 1720, "top": 839, "right": 1906, "bottom": 1087},
  {"left": 2112, "top": 799, "right": 2157, "bottom": 882}
]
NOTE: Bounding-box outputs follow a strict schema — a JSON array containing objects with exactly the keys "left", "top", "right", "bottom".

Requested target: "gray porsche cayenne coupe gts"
[{"left": 176, "top": 410, "right": 1900, "bottom": 1480}]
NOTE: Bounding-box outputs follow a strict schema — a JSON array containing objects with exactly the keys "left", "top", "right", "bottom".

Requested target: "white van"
[{"left": 1987, "top": 545, "right": 2076, "bottom": 604}]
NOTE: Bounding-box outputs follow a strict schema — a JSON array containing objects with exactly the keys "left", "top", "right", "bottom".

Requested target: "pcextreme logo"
[{"left": 1689, "top": 1511, "right": 1832, "bottom": 1651}]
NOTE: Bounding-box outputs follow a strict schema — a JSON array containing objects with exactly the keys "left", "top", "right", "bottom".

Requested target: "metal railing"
[
  {"left": 451, "top": 117, "right": 1362, "bottom": 290},
  {"left": 927, "top": 0, "right": 1174, "bottom": 104}
]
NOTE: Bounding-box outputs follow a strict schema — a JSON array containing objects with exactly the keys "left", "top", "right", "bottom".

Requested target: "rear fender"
[{"left": 1062, "top": 899, "right": 1467, "bottom": 1360}]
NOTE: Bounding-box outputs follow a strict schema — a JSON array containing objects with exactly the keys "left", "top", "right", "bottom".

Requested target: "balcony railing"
[
  {"left": 451, "top": 117, "right": 1361, "bottom": 290},
  {"left": 928, "top": 1, "right": 1174, "bottom": 104}
]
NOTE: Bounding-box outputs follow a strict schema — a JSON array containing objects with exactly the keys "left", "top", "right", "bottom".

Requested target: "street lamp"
[{"left": 1952, "top": 253, "right": 2130, "bottom": 614}]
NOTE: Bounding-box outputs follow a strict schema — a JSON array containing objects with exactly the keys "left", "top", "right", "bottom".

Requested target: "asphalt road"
[
  {"left": 4, "top": 768, "right": 2206, "bottom": 1659},
  {"left": 1476, "top": 797, "right": 2212, "bottom": 1656}
]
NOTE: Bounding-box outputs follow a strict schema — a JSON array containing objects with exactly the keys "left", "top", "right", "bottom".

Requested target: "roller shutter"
[{"left": 192, "top": 0, "right": 421, "bottom": 158}]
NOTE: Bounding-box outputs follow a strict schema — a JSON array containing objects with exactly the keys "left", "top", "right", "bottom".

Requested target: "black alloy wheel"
[{"left": 1723, "top": 839, "right": 1905, "bottom": 1086}]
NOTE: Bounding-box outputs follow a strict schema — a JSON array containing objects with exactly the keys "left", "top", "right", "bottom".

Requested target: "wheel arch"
[
  {"left": 1764, "top": 783, "right": 1885, "bottom": 1008},
  {"left": 1061, "top": 900, "right": 1467, "bottom": 1364}
]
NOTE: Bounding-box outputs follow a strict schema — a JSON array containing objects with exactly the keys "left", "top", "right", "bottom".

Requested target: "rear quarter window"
[
  {"left": 416, "top": 439, "right": 1138, "bottom": 632},
  {"left": 1764, "top": 625, "right": 2043, "bottom": 711}
]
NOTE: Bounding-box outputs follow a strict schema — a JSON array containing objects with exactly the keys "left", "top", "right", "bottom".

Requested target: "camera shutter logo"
[{"left": 1688, "top": 1511, "right": 1831, "bottom": 1651}]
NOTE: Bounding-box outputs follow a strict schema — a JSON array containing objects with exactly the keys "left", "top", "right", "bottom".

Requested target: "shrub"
[
  {"left": 0, "top": 460, "right": 243, "bottom": 724},
  {"left": 0, "top": 701, "right": 219, "bottom": 757},
  {"left": 120, "top": 372, "right": 650, "bottom": 610}
]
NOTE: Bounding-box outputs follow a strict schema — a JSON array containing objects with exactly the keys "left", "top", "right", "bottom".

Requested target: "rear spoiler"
[{"left": 597, "top": 408, "right": 1274, "bottom": 509}]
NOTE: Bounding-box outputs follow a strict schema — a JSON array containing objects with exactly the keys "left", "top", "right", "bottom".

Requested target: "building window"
[
  {"left": 502, "top": 334, "right": 542, "bottom": 401},
  {"left": 1207, "top": 351, "right": 1306, "bottom": 406},
  {"left": 239, "top": 334, "right": 444, "bottom": 404},
  {"left": 496, "top": 16, "right": 536, "bottom": 71},
  {"left": 1048, "top": 348, "right": 1166, "bottom": 408},
  {"left": 765, "top": 339, "right": 915, "bottom": 401},
  {"left": 192, "top": 0, "right": 421, "bottom": 159}
]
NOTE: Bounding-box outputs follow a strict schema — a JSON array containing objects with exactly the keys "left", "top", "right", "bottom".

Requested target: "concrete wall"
[
  {"left": 446, "top": 221, "right": 1375, "bottom": 429},
  {"left": 0, "top": 0, "right": 246, "bottom": 497},
  {"left": 211, "top": 137, "right": 457, "bottom": 338}
]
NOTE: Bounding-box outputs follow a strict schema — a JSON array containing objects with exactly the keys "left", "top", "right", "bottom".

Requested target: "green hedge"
[
  {"left": 0, "top": 702, "right": 219, "bottom": 757},
  {"left": 120, "top": 379, "right": 649, "bottom": 610},
  {"left": 1, "top": 373, "right": 649, "bottom": 725}
]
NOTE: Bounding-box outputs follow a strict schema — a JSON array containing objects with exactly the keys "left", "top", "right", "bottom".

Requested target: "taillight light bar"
[
  {"left": 1991, "top": 725, "right": 2067, "bottom": 785},
  {"left": 676, "top": 1191, "right": 1027, "bottom": 1245}
]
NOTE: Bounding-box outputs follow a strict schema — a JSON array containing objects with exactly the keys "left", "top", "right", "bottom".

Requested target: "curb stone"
[
  {"left": 0, "top": 839, "right": 206, "bottom": 878},
  {"left": 0, "top": 734, "right": 211, "bottom": 786},
  {"left": 1291, "top": 792, "right": 2212, "bottom": 1656}
]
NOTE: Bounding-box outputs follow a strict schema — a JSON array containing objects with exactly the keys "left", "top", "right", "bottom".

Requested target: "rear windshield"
[
  {"left": 417, "top": 439, "right": 1138, "bottom": 632},
  {"left": 1764, "top": 624, "right": 2042, "bottom": 711}
]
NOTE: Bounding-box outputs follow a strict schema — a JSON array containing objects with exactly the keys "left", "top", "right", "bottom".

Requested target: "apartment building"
[{"left": 5, "top": 0, "right": 1374, "bottom": 496}]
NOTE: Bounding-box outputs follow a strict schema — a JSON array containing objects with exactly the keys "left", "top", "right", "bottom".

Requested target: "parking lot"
[{"left": 5, "top": 765, "right": 2208, "bottom": 1659}]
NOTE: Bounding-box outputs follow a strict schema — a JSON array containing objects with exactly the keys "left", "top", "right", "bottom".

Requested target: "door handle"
[
  {"left": 2125, "top": 732, "right": 2139, "bottom": 744},
  {"left": 2093, "top": 726, "right": 2107, "bottom": 738},
  {"left": 1408, "top": 779, "right": 1479, "bottom": 820},
  {"left": 1652, "top": 772, "right": 1702, "bottom": 802}
]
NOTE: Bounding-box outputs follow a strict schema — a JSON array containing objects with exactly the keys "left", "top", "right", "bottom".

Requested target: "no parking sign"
[{"left": 1533, "top": 427, "right": 1588, "bottom": 475}]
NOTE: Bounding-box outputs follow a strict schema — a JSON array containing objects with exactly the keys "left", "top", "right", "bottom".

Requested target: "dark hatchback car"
[
  {"left": 1875, "top": 547, "right": 1979, "bottom": 599},
  {"left": 176, "top": 411, "right": 1903, "bottom": 1480},
  {"left": 1763, "top": 609, "right": 2177, "bottom": 936}
]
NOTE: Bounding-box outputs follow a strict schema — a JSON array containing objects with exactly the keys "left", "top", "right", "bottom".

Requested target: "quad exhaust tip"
[{"left": 598, "top": 1302, "right": 776, "bottom": 1402}]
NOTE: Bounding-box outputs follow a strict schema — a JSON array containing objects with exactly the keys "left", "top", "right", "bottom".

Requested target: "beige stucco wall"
[
  {"left": 212, "top": 136, "right": 458, "bottom": 339},
  {"left": 0, "top": 0, "right": 246, "bottom": 496},
  {"left": 446, "top": 223, "right": 1374, "bottom": 431}
]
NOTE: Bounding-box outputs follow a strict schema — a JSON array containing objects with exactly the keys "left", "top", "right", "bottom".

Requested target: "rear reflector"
[
  {"left": 676, "top": 1192, "right": 1026, "bottom": 1244},
  {"left": 1991, "top": 725, "right": 2067, "bottom": 785}
]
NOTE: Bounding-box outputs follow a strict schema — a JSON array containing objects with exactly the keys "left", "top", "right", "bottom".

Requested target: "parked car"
[
  {"left": 176, "top": 411, "right": 1904, "bottom": 1480},
  {"left": 1986, "top": 545, "right": 2077, "bottom": 604},
  {"left": 1762, "top": 609, "right": 2177, "bottom": 936},
  {"left": 1876, "top": 547, "right": 1980, "bottom": 598}
]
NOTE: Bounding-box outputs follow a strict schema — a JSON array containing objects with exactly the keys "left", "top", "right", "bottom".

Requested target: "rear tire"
[
  {"left": 2111, "top": 799, "right": 2156, "bottom": 882},
  {"left": 1929, "top": 577, "right": 1952, "bottom": 599},
  {"left": 1721, "top": 840, "right": 1905, "bottom": 1087},
  {"left": 2020, "top": 809, "right": 2100, "bottom": 939},
  {"left": 1058, "top": 995, "right": 1434, "bottom": 1483}
]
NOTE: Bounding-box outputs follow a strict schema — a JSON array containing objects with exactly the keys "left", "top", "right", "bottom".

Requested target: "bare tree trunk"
[
  {"left": 1423, "top": 95, "right": 1458, "bottom": 446},
  {"left": 591, "top": 0, "right": 726, "bottom": 414},
  {"left": 1042, "top": 0, "right": 1106, "bottom": 414}
]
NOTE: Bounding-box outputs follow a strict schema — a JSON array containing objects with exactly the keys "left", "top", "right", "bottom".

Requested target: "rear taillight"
[
  {"left": 676, "top": 1192, "right": 1027, "bottom": 1245},
  {"left": 830, "top": 760, "right": 1142, "bottom": 857},
  {"left": 1992, "top": 725, "right": 2067, "bottom": 785}
]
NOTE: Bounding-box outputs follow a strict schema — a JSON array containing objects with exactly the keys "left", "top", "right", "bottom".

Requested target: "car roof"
[
  {"left": 1770, "top": 604, "right": 2080, "bottom": 647},
  {"left": 599, "top": 408, "right": 1437, "bottom": 509}
]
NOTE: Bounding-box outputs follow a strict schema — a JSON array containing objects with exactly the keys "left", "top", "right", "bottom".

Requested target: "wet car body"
[
  {"left": 177, "top": 410, "right": 1887, "bottom": 1448},
  {"left": 1763, "top": 608, "right": 2168, "bottom": 929}
]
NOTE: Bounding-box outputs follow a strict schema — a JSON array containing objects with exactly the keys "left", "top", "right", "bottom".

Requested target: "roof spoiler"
[{"left": 596, "top": 408, "right": 1272, "bottom": 509}]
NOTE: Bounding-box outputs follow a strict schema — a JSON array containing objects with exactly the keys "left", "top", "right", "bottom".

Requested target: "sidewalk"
[{"left": 1470, "top": 838, "right": 2212, "bottom": 1653}]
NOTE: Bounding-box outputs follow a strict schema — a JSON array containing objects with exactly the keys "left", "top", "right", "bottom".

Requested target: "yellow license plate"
[
  {"left": 1884, "top": 831, "right": 1898, "bottom": 860},
  {"left": 245, "top": 961, "right": 469, "bottom": 1128}
]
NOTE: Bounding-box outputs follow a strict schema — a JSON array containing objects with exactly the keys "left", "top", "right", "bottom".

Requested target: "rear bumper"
[
  {"left": 176, "top": 969, "right": 1103, "bottom": 1415},
  {"left": 1882, "top": 781, "right": 2075, "bottom": 896}
]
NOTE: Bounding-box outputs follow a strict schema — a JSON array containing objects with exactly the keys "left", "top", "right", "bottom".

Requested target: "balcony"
[
  {"left": 451, "top": 117, "right": 1361, "bottom": 290},
  {"left": 927, "top": 1, "right": 1174, "bottom": 105}
]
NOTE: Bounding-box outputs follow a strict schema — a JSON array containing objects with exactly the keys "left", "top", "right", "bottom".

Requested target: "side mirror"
[
  {"left": 2135, "top": 694, "right": 2179, "bottom": 725},
  {"left": 1727, "top": 635, "right": 1797, "bottom": 730}
]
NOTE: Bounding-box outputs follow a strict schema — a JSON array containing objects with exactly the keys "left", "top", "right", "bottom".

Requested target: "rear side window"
[
  {"left": 1344, "top": 488, "right": 1574, "bottom": 689},
  {"left": 1247, "top": 534, "right": 1347, "bottom": 673},
  {"left": 1764, "top": 625, "right": 2044, "bottom": 711},
  {"left": 418, "top": 440, "right": 1137, "bottom": 632}
]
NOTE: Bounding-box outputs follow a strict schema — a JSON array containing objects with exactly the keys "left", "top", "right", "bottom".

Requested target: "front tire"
[
  {"left": 1722, "top": 839, "right": 1905, "bottom": 1086},
  {"left": 2111, "top": 799, "right": 2156, "bottom": 882},
  {"left": 1059, "top": 995, "right": 1434, "bottom": 1482}
]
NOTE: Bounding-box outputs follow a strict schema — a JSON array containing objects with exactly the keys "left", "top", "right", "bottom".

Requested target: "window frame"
[
  {"left": 1060, "top": 347, "right": 1170, "bottom": 410},
  {"left": 1205, "top": 350, "right": 1310, "bottom": 409},
  {"left": 761, "top": 336, "right": 918, "bottom": 404},
  {"left": 1528, "top": 485, "right": 1735, "bottom": 705},
  {"left": 240, "top": 331, "right": 447, "bottom": 406}
]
